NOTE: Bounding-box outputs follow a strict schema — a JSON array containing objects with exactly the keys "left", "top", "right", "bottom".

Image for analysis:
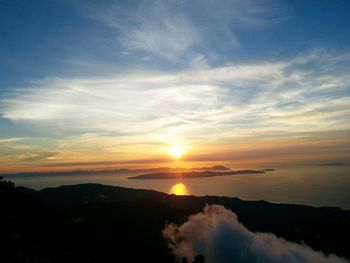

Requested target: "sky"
[{"left": 0, "top": 0, "right": 350, "bottom": 172}]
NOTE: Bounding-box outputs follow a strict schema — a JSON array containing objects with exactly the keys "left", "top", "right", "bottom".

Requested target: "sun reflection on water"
[{"left": 169, "top": 183, "right": 190, "bottom": 195}]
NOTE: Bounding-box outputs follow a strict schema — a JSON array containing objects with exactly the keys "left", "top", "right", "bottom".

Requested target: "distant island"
[
  {"left": 128, "top": 169, "right": 268, "bottom": 179},
  {"left": 0, "top": 165, "right": 231, "bottom": 178}
]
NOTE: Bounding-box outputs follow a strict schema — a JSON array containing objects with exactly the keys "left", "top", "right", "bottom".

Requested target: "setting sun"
[{"left": 167, "top": 145, "right": 187, "bottom": 159}]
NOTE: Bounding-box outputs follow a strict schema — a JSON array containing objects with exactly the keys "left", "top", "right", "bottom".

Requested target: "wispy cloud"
[
  {"left": 1, "top": 50, "right": 349, "bottom": 144},
  {"left": 0, "top": 137, "right": 25, "bottom": 143},
  {"left": 121, "top": 11, "right": 199, "bottom": 61},
  {"left": 86, "top": 0, "right": 290, "bottom": 64},
  {"left": 21, "top": 152, "right": 58, "bottom": 162},
  {"left": 1, "top": 49, "right": 349, "bottom": 168},
  {"left": 87, "top": 0, "right": 200, "bottom": 62}
]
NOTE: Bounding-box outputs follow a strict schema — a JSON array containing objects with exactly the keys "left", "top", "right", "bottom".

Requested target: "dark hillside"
[{"left": 2, "top": 182, "right": 350, "bottom": 262}]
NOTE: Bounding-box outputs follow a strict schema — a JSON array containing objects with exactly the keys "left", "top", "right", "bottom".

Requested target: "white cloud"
[
  {"left": 163, "top": 205, "right": 348, "bottom": 263},
  {"left": 0, "top": 138, "right": 25, "bottom": 143},
  {"left": 122, "top": 13, "right": 199, "bottom": 61},
  {"left": 0, "top": 51, "right": 349, "bottom": 144},
  {"left": 87, "top": 0, "right": 290, "bottom": 63},
  {"left": 88, "top": 0, "right": 200, "bottom": 62}
]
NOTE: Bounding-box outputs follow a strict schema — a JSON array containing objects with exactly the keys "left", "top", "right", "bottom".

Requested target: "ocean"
[{"left": 4, "top": 165, "right": 350, "bottom": 209}]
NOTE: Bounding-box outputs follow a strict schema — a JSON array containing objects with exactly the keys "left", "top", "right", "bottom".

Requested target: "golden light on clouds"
[
  {"left": 169, "top": 183, "right": 190, "bottom": 195},
  {"left": 167, "top": 145, "right": 187, "bottom": 159}
]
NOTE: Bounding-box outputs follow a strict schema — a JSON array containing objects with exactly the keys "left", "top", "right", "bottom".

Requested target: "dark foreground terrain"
[{"left": 1, "top": 179, "right": 350, "bottom": 263}]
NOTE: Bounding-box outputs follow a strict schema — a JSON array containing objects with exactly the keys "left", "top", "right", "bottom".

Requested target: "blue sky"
[
  {"left": 1, "top": 0, "right": 349, "bottom": 85},
  {"left": 0, "top": 0, "right": 350, "bottom": 171}
]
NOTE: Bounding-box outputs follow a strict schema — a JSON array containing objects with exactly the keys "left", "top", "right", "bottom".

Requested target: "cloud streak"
[
  {"left": 1, "top": 49, "right": 349, "bottom": 169},
  {"left": 1, "top": 50, "right": 349, "bottom": 144},
  {"left": 87, "top": 0, "right": 290, "bottom": 63},
  {"left": 163, "top": 205, "right": 348, "bottom": 263}
]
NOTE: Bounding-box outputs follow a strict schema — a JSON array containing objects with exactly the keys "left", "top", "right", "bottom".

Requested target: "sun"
[{"left": 167, "top": 145, "right": 187, "bottom": 159}]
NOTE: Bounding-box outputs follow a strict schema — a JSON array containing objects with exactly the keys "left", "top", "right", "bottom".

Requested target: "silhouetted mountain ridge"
[
  {"left": 129, "top": 169, "right": 266, "bottom": 179},
  {"left": 3, "top": 182, "right": 350, "bottom": 262}
]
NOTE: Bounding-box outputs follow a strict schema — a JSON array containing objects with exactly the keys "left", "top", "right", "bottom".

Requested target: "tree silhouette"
[
  {"left": 192, "top": 255, "right": 204, "bottom": 263},
  {"left": 0, "top": 175, "right": 15, "bottom": 189}
]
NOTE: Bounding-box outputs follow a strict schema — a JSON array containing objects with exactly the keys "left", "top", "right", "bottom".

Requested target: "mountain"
[
  {"left": 128, "top": 169, "right": 265, "bottom": 179},
  {"left": 2, "top": 182, "right": 350, "bottom": 262}
]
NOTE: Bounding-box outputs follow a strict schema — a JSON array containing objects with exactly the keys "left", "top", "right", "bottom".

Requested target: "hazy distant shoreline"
[
  {"left": 0, "top": 165, "right": 233, "bottom": 178},
  {"left": 0, "top": 166, "right": 276, "bottom": 180},
  {"left": 128, "top": 169, "right": 271, "bottom": 179}
]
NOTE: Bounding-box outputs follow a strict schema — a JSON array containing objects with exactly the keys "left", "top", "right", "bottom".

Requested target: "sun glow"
[
  {"left": 169, "top": 183, "right": 189, "bottom": 195},
  {"left": 167, "top": 145, "right": 187, "bottom": 159}
]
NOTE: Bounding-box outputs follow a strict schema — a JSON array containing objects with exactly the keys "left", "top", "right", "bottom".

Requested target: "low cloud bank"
[{"left": 163, "top": 205, "right": 348, "bottom": 263}]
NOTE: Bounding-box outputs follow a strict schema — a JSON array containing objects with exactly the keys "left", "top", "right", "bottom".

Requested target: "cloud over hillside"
[{"left": 163, "top": 205, "right": 348, "bottom": 263}]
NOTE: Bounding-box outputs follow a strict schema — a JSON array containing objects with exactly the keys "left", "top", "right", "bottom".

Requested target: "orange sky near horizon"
[{"left": 1, "top": 132, "right": 349, "bottom": 173}]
